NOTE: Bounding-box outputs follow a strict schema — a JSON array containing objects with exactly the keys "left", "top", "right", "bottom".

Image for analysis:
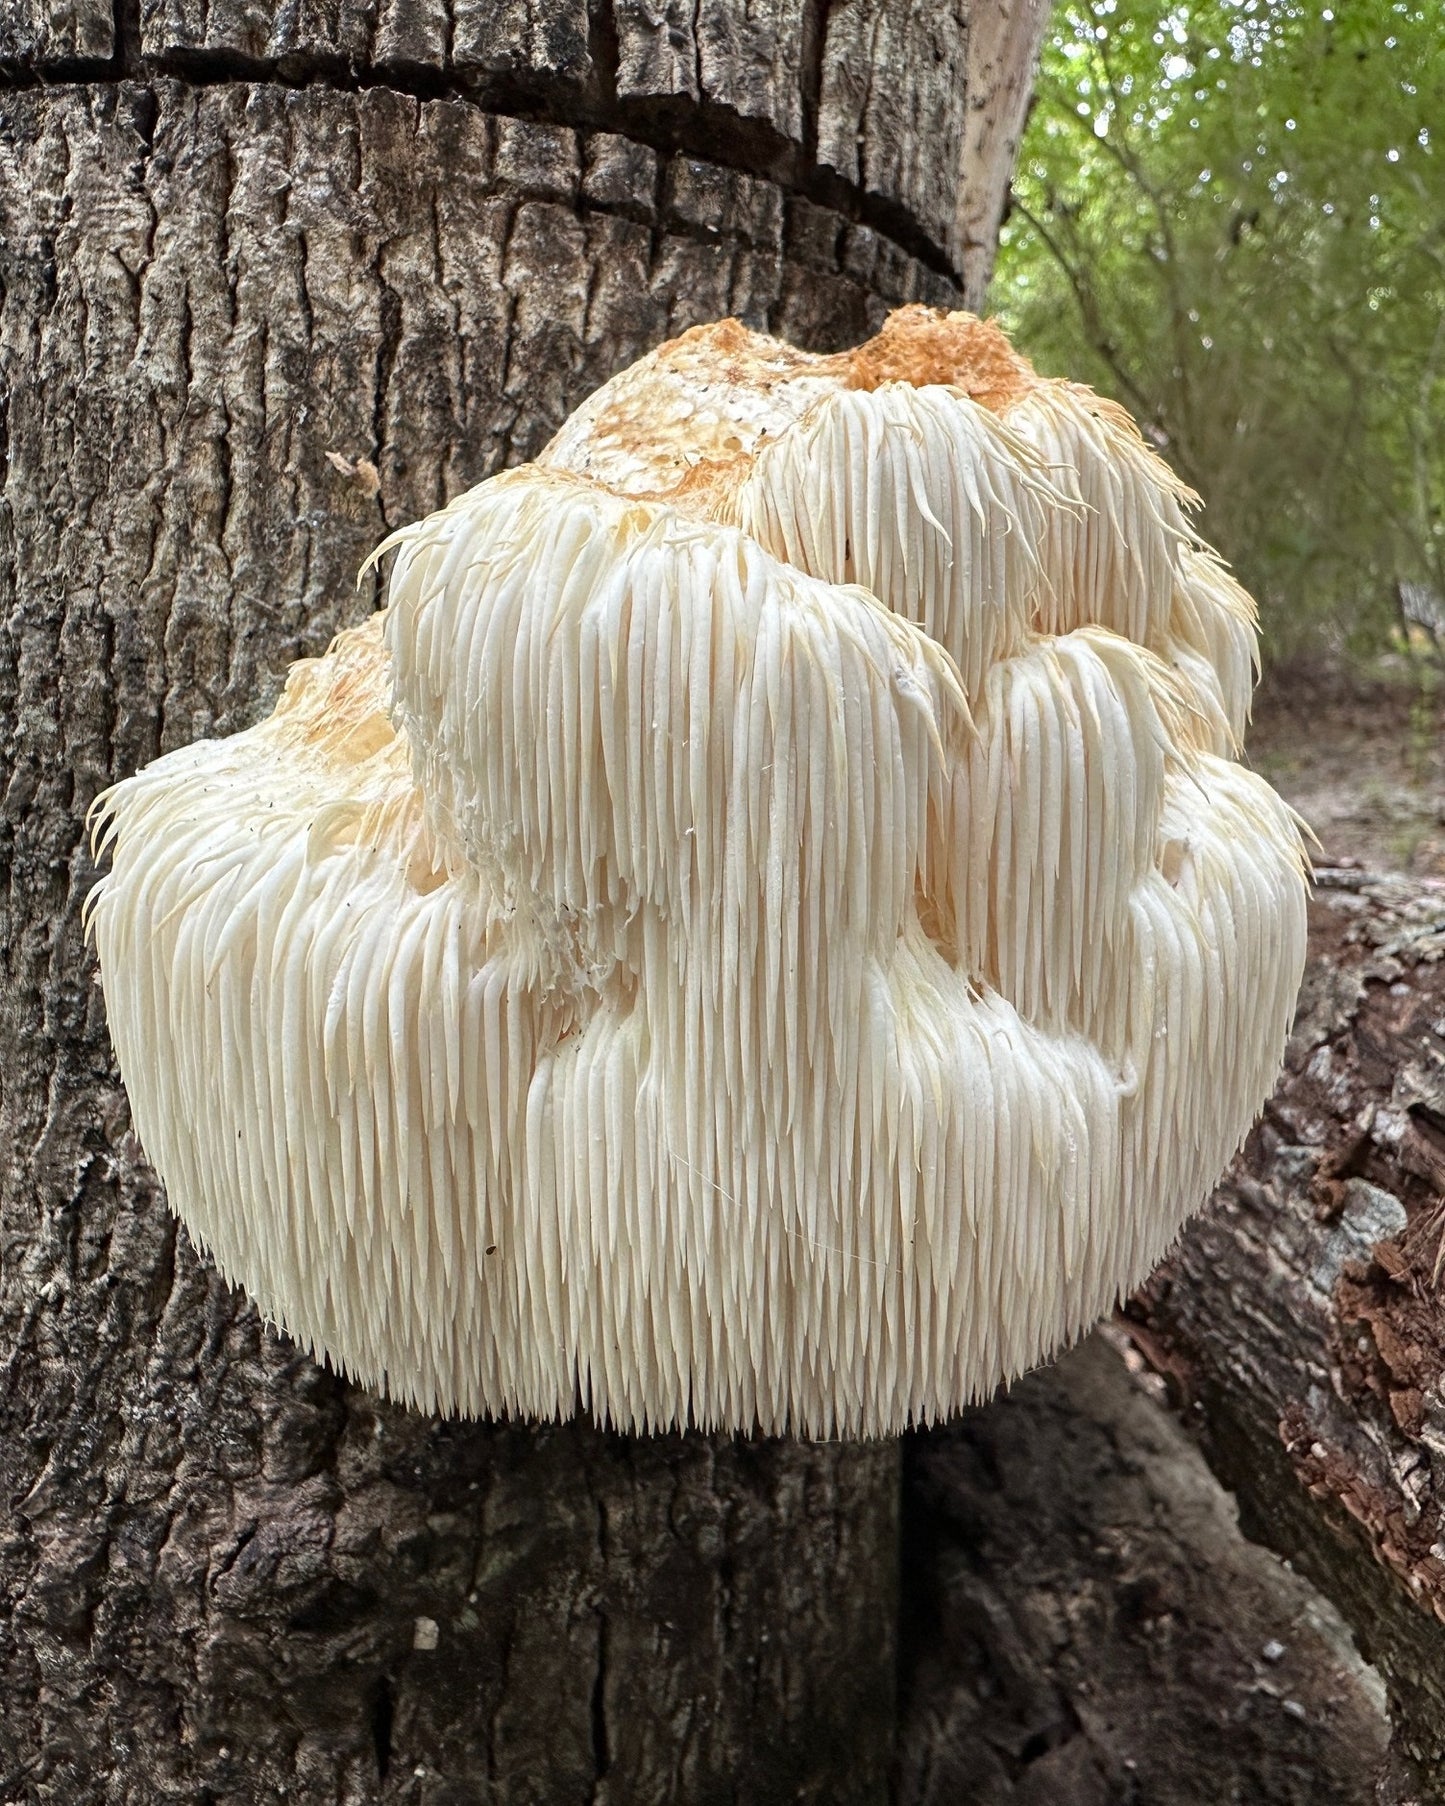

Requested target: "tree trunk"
[
  {"left": 1129, "top": 868, "right": 1445, "bottom": 1804},
  {"left": 0, "top": 7, "right": 1046, "bottom": 1800}
]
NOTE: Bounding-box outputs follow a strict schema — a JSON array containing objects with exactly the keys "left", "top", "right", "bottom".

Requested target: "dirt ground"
[{"left": 1248, "top": 660, "right": 1445, "bottom": 874}]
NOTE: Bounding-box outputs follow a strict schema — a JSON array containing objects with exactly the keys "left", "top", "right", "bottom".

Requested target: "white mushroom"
[{"left": 88, "top": 308, "right": 1309, "bottom": 1435}]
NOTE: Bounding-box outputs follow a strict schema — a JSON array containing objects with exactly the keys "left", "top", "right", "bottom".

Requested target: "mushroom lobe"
[{"left": 89, "top": 308, "right": 1308, "bottom": 1435}]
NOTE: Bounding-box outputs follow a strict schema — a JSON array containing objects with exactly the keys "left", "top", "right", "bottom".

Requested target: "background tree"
[
  {"left": 0, "top": 4, "right": 1048, "bottom": 1800},
  {"left": 994, "top": 0, "right": 1445, "bottom": 660}
]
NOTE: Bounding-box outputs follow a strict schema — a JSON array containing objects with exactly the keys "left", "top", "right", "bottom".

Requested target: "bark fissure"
[
  {"left": 370, "top": 1673, "right": 394, "bottom": 1780},
  {"left": 115, "top": 0, "right": 142, "bottom": 72},
  {"left": 796, "top": 0, "right": 828, "bottom": 169},
  {"left": 0, "top": 56, "right": 962, "bottom": 282},
  {"left": 589, "top": 1608, "right": 612, "bottom": 1793},
  {"left": 587, "top": 0, "right": 623, "bottom": 106}
]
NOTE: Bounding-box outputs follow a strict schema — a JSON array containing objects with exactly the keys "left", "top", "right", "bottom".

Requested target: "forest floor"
[{"left": 1248, "top": 659, "right": 1445, "bottom": 875}]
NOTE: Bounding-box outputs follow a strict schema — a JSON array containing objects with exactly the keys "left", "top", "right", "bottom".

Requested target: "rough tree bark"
[
  {"left": 1131, "top": 868, "right": 1445, "bottom": 1805},
  {"left": 0, "top": 5, "right": 1048, "bottom": 1801},
  {"left": 896, "top": 1332, "right": 1390, "bottom": 1806}
]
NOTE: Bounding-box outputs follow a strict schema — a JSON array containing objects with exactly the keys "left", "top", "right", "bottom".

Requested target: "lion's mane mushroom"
[{"left": 88, "top": 308, "right": 1308, "bottom": 1436}]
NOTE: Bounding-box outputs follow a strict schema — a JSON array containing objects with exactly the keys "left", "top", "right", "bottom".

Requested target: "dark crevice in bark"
[
  {"left": 114, "top": 0, "right": 142, "bottom": 74},
  {"left": 0, "top": 55, "right": 961, "bottom": 286},
  {"left": 0, "top": 358, "right": 10, "bottom": 502},
  {"left": 370, "top": 279, "right": 402, "bottom": 533},
  {"left": 124, "top": 77, "right": 157, "bottom": 157},
  {"left": 587, "top": 0, "right": 622, "bottom": 109},
  {"left": 0, "top": 51, "right": 112, "bottom": 82},
  {"left": 589, "top": 1611, "right": 611, "bottom": 1792},
  {"left": 143, "top": 1211, "right": 178, "bottom": 1324},
  {"left": 370, "top": 1673, "right": 394, "bottom": 1780},
  {"left": 797, "top": 0, "right": 830, "bottom": 172}
]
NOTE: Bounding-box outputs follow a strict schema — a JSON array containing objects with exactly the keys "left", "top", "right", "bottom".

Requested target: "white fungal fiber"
[{"left": 88, "top": 308, "right": 1309, "bottom": 1435}]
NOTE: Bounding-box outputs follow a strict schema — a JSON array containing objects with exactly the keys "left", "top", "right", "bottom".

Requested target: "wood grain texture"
[
  {"left": 0, "top": 74, "right": 950, "bottom": 1804},
  {"left": 958, "top": 0, "right": 1048, "bottom": 302},
  {"left": 817, "top": 0, "right": 970, "bottom": 267},
  {"left": 0, "top": 0, "right": 112, "bottom": 65},
  {"left": 11, "top": 0, "right": 1053, "bottom": 289},
  {"left": 1133, "top": 870, "right": 1445, "bottom": 1804}
]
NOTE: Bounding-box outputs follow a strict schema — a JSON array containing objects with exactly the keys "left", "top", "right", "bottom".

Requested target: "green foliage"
[{"left": 993, "top": 0, "right": 1445, "bottom": 660}]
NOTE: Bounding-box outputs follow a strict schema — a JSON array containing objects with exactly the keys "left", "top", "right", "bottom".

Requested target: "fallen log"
[{"left": 1131, "top": 866, "right": 1445, "bottom": 1803}]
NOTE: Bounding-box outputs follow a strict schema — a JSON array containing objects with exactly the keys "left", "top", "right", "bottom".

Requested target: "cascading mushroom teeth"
[{"left": 88, "top": 306, "right": 1309, "bottom": 1437}]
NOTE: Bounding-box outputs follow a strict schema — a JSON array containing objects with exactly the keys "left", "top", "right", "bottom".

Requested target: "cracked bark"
[
  {"left": 1, "top": 0, "right": 1038, "bottom": 300},
  {"left": 0, "top": 8, "right": 1050, "bottom": 1802},
  {"left": 1127, "top": 870, "right": 1445, "bottom": 1804},
  {"left": 816, "top": 0, "right": 969, "bottom": 262}
]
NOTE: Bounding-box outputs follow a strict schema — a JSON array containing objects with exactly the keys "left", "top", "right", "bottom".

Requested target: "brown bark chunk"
[{"left": 1134, "top": 870, "right": 1445, "bottom": 1799}]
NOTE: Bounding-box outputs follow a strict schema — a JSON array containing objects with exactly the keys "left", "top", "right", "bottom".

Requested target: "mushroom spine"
[{"left": 88, "top": 308, "right": 1309, "bottom": 1436}]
